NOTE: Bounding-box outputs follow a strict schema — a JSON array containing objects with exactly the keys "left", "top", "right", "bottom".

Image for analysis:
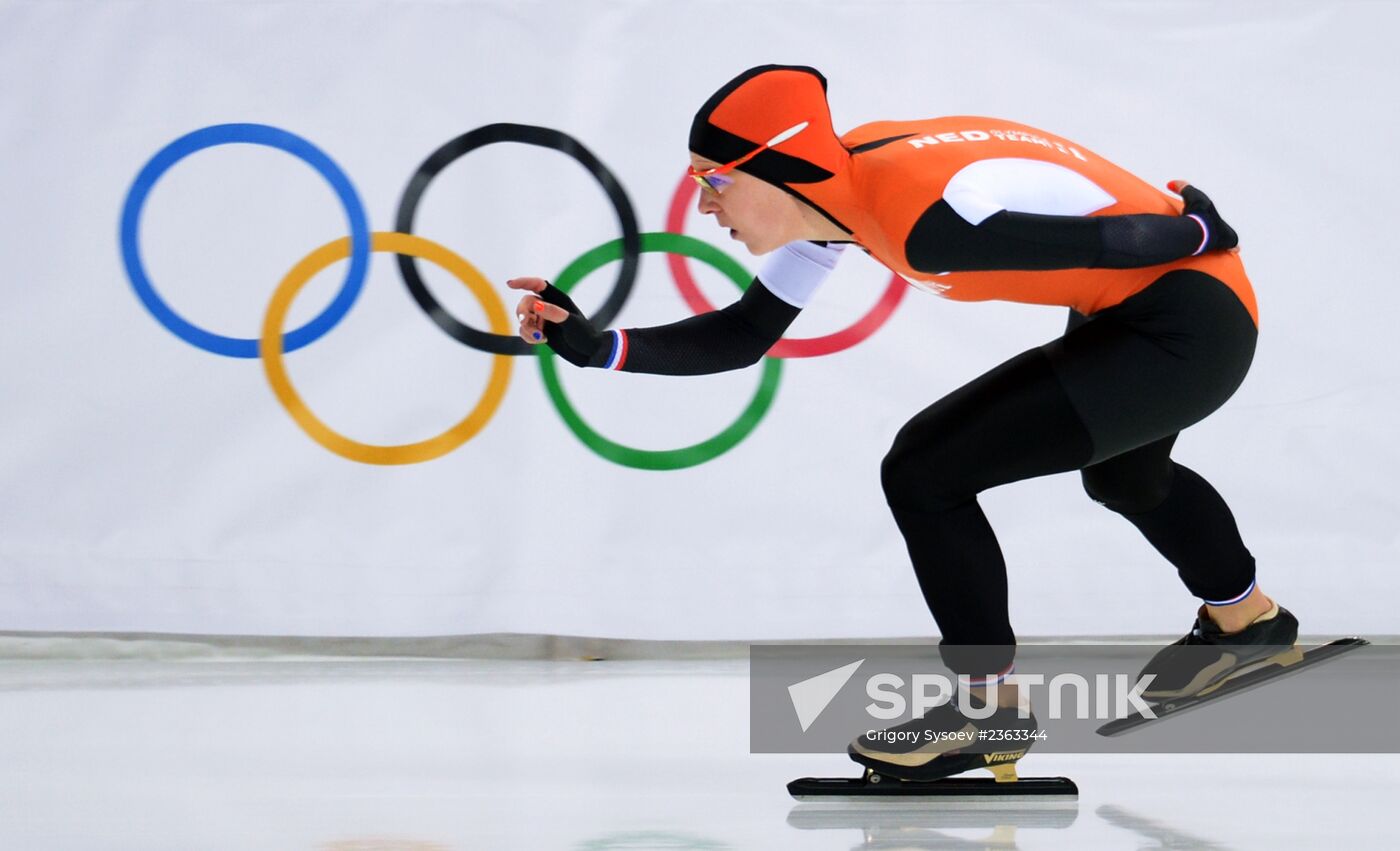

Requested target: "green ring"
[{"left": 538, "top": 231, "right": 783, "bottom": 470}]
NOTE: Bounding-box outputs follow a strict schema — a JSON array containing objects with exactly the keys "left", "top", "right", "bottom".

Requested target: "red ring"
[{"left": 665, "top": 173, "right": 906, "bottom": 358}]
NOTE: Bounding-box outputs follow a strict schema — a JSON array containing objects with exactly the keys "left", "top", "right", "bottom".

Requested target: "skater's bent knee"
[
  {"left": 1080, "top": 464, "right": 1174, "bottom": 515},
  {"left": 881, "top": 445, "right": 974, "bottom": 513}
]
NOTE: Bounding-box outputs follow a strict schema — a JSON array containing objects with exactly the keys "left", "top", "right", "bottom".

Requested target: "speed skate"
[
  {"left": 1097, "top": 637, "right": 1370, "bottom": 737},
  {"left": 787, "top": 686, "right": 1078, "bottom": 803}
]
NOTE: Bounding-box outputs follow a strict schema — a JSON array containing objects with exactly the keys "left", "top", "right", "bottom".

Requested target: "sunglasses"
[{"left": 687, "top": 120, "right": 810, "bottom": 194}]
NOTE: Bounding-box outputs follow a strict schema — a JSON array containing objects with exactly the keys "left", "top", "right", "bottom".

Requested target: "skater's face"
[{"left": 689, "top": 153, "right": 809, "bottom": 255}]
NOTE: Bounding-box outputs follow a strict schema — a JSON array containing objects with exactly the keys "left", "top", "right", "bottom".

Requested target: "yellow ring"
[{"left": 260, "top": 232, "right": 513, "bottom": 465}]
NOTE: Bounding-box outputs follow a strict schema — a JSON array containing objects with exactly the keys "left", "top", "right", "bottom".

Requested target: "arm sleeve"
[
  {"left": 905, "top": 201, "right": 1209, "bottom": 273},
  {"left": 604, "top": 241, "right": 843, "bottom": 375},
  {"left": 904, "top": 158, "right": 1207, "bottom": 273},
  {"left": 608, "top": 278, "right": 799, "bottom": 375}
]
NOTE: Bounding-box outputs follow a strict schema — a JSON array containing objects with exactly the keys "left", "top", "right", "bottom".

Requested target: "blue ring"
[{"left": 119, "top": 123, "right": 370, "bottom": 358}]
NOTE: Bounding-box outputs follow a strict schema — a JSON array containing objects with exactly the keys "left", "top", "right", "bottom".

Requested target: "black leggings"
[{"left": 881, "top": 270, "right": 1259, "bottom": 676}]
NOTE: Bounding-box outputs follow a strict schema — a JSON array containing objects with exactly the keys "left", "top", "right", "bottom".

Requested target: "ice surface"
[{"left": 0, "top": 658, "right": 1394, "bottom": 849}]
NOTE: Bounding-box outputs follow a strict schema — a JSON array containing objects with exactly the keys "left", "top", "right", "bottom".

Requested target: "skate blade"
[{"left": 787, "top": 773, "right": 1079, "bottom": 805}]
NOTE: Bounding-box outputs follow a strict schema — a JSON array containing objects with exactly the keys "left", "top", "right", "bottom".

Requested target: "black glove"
[
  {"left": 1169, "top": 180, "right": 1239, "bottom": 254},
  {"left": 536, "top": 283, "right": 612, "bottom": 368}
]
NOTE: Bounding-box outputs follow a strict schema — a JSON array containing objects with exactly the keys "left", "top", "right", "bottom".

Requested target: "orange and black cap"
[{"left": 689, "top": 65, "right": 848, "bottom": 186}]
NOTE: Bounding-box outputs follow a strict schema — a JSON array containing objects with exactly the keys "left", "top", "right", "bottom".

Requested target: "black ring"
[{"left": 395, "top": 124, "right": 641, "bottom": 356}]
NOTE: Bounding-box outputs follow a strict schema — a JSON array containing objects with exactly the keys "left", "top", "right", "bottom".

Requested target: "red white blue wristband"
[
  {"left": 603, "top": 329, "right": 628, "bottom": 370},
  {"left": 1187, "top": 213, "right": 1209, "bottom": 256}
]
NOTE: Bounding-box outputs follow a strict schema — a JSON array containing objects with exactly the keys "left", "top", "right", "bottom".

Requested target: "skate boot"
[
  {"left": 847, "top": 693, "right": 1039, "bottom": 784},
  {"left": 1137, "top": 601, "right": 1302, "bottom": 702}
]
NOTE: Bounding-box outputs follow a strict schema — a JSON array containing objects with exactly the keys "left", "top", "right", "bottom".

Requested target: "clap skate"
[
  {"left": 789, "top": 693, "right": 1077, "bottom": 802},
  {"left": 1098, "top": 602, "right": 1369, "bottom": 736}
]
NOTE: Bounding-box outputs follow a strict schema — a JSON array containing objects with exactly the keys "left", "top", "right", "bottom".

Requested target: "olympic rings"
[
  {"left": 120, "top": 121, "right": 920, "bottom": 469},
  {"left": 260, "top": 232, "right": 513, "bottom": 466},
  {"left": 120, "top": 123, "right": 370, "bottom": 358},
  {"left": 538, "top": 232, "right": 783, "bottom": 470},
  {"left": 664, "top": 173, "right": 906, "bottom": 358},
  {"left": 394, "top": 124, "right": 641, "bottom": 357}
]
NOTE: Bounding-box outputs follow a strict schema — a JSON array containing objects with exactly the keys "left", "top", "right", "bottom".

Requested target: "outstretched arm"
[
  {"left": 512, "top": 241, "right": 843, "bottom": 375},
  {"left": 906, "top": 181, "right": 1238, "bottom": 273}
]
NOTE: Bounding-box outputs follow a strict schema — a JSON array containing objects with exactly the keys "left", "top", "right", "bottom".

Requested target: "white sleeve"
[
  {"left": 756, "top": 241, "right": 846, "bottom": 308},
  {"left": 942, "top": 157, "right": 1117, "bottom": 226}
]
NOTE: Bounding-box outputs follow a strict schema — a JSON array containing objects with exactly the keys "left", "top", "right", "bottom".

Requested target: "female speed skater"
[{"left": 506, "top": 65, "right": 1300, "bottom": 784}]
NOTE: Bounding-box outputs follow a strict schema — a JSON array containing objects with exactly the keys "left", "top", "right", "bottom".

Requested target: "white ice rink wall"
[{"left": 2, "top": 1, "right": 1396, "bottom": 639}]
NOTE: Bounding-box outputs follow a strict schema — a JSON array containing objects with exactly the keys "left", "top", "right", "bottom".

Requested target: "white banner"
[{"left": 2, "top": 1, "right": 1397, "bottom": 638}]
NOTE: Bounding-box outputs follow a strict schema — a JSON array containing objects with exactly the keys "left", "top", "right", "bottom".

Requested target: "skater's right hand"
[
  {"left": 1166, "top": 181, "right": 1239, "bottom": 254},
  {"left": 506, "top": 277, "right": 611, "bottom": 368}
]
